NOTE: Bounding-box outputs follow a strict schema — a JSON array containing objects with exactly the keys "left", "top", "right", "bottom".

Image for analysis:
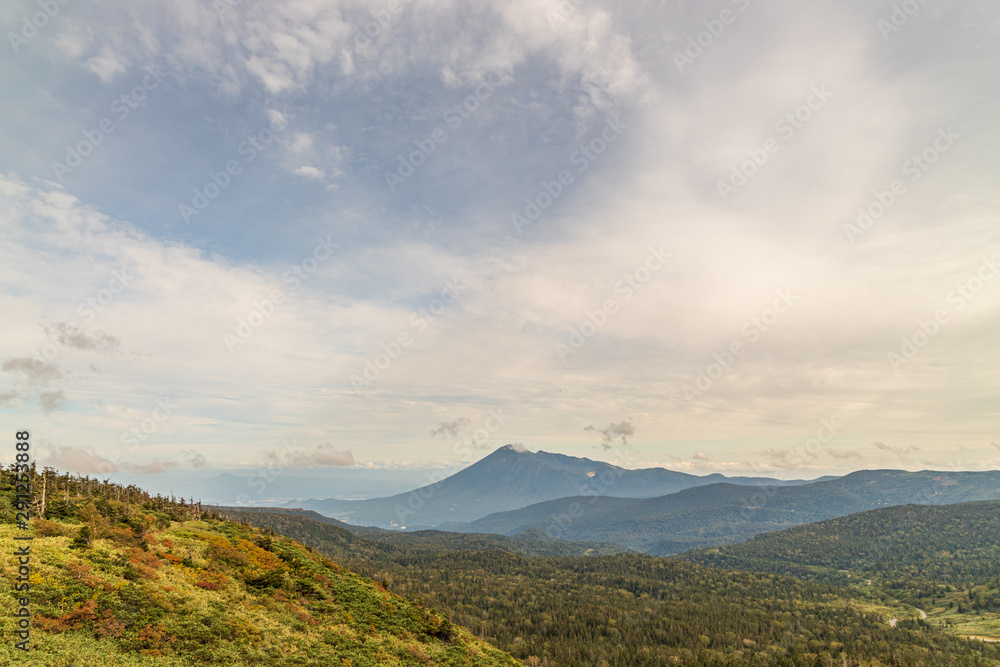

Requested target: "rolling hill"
[{"left": 682, "top": 499, "right": 1000, "bottom": 586}]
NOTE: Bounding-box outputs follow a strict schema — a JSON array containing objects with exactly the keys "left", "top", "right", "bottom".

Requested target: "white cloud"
[
  {"left": 293, "top": 165, "right": 326, "bottom": 180},
  {"left": 2, "top": 1, "right": 998, "bottom": 476},
  {"left": 85, "top": 44, "right": 128, "bottom": 83}
]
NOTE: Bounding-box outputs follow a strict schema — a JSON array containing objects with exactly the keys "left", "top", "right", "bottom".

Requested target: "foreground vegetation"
[
  {"left": 6, "top": 465, "right": 999, "bottom": 666},
  {"left": 232, "top": 508, "right": 1000, "bottom": 666},
  {"left": 0, "top": 465, "right": 520, "bottom": 666}
]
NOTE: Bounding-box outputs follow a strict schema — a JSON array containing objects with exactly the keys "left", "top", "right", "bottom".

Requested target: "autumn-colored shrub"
[
  {"left": 94, "top": 610, "right": 127, "bottom": 638},
  {"left": 207, "top": 536, "right": 250, "bottom": 566},
  {"left": 130, "top": 547, "right": 164, "bottom": 569},
  {"left": 109, "top": 526, "right": 140, "bottom": 546},
  {"left": 67, "top": 560, "right": 106, "bottom": 588},
  {"left": 196, "top": 571, "right": 230, "bottom": 590},
  {"left": 35, "top": 599, "right": 98, "bottom": 632},
  {"left": 136, "top": 622, "right": 174, "bottom": 654},
  {"left": 237, "top": 538, "right": 286, "bottom": 573},
  {"left": 34, "top": 517, "right": 65, "bottom": 536}
]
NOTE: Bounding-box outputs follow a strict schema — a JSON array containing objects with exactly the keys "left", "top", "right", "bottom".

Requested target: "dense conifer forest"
[{"left": 229, "top": 507, "right": 1000, "bottom": 666}]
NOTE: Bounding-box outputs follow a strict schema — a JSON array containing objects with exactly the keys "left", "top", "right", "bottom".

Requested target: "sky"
[{"left": 1, "top": 0, "right": 998, "bottom": 482}]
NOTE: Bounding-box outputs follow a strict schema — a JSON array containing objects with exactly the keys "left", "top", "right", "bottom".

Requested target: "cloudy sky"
[{"left": 1, "top": 0, "right": 998, "bottom": 480}]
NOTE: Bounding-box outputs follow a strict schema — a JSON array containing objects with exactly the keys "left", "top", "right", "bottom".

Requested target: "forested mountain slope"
[
  {"left": 233, "top": 506, "right": 1000, "bottom": 666},
  {"left": 683, "top": 500, "right": 1000, "bottom": 585}
]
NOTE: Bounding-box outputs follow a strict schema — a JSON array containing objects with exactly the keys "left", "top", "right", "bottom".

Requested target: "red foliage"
[
  {"left": 196, "top": 571, "right": 230, "bottom": 590},
  {"left": 94, "top": 610, "right": 127, "bottom": 638},
  {"left": 36, "top": 599, "right": 98, "bottom": 632}
]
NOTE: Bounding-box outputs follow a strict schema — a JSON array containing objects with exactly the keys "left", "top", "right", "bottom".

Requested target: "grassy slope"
[{"left": 0, "top": 518, "right": 520, "bottom": 666}]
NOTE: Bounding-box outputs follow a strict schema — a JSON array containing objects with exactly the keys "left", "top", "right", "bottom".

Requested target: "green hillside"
[
  {"left": 683, "top": 500, "right": 1000, "bottom": 584},
  {"left": 0, "top": 466, "right": 520, "bottom": 666},
  {"left": 233, "top": 507, "right": 1000, "bottom": 666},
  {"left": 683, "top": 501, "right": 1000, "bottom": 642}
]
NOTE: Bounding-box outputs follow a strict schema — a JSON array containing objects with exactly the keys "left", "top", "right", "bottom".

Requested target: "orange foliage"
[
  {"left": 127, "top": 548, "right": 164, "bottom": 580},
  {"left": 196, "top": 571, "right": 230, "bottom": 590},
  {"left": 130, "top": 548, "right": 164, "bottom": 569},
  {"left": 109, "top": 526, "right": 139, "bottom": 546},
  {"left": 34, "top": 518, "right": 64, "bottom": 537},
  {"left": 67, "top": 560, "right": 106, "bottom": 588},
  {"left": 207, "top": 536, "right": 250, "bottom": 566},
  {"left": 94, "top": 610, "right": 127, "bottom": 638},
  {"left": 35, "top": 599, "right": 98, "bottom": 632},
  {"left": 137, "top": 622, "right": 173, "bottom": 652}
]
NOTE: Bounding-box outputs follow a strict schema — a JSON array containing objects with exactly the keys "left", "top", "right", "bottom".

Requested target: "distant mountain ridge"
[
  {"left": 287, "top": 445, "right": 831, "bottom": 528},
  {"left": 448, "top": 468, "right": 1000, "bottom": 554}
]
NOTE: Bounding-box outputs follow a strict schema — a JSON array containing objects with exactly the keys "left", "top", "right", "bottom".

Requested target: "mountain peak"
[{"left": 499, "top": 443, "right": 529, "bottom": 453}]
